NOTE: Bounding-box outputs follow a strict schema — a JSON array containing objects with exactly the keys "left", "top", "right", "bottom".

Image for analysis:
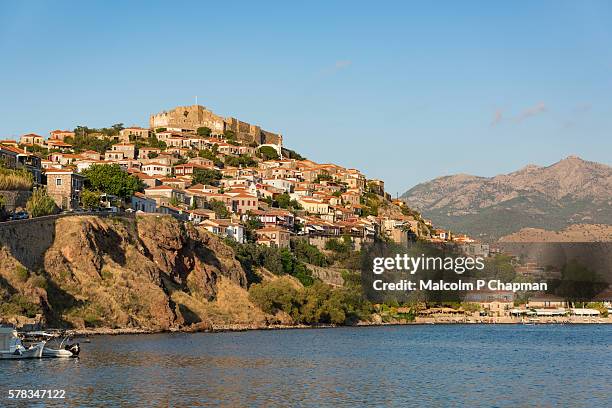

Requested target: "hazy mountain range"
[{"left": 401, "top": 156, "right": 612, "bottom": 241}]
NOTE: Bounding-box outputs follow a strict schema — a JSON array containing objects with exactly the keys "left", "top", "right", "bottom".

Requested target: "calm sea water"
[{"left": 1, "top": 325, "right": 611, "bottom": 407}]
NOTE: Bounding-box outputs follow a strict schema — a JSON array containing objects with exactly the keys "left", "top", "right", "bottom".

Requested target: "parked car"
[
  {"left": 102, "top": 206, "right": 118, "bottom": 214},
  {"left": 10, "top": 211, "right": 29, "bottom": 220}
]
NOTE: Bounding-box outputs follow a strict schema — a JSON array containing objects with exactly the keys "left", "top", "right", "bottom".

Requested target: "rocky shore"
[{"left": 67, "top": 316, "right": 612, "bottom": 337}]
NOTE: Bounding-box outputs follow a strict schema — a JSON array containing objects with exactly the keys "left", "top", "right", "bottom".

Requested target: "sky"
[{"left": 1, "top": 1, "right": 611, "bottom": 194}]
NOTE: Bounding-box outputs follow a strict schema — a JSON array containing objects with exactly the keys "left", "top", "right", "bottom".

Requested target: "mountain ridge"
[{"left": 401, "top": 156, "right": 612, "bottom": 240}]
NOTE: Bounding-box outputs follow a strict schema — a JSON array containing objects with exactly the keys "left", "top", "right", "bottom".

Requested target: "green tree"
[
  {"left": 244, "top": 216, "right": 263, "bottom": 242},
  {"left": 81, "top": 189, "right": 101, "bottom": 210},
  {"left": 197, "top": 127, "right": 212, "bottom": 137},
  {"left": 26, "top": 188, "right": 58, "bottom": 217},
  {"left": 248, "top": 279, "right": 301, "bottom": 317},
  {"left": 198, "top": 149, "right": 223, "bottom": 167},
  {"left": 324, "top": 236, "right": 353, "bottom": 253},
  {"left": 552, "top": 260, "right": 608, "bottom": 305},
  {"left": 65, "top": 133, "right": 114, "bottom": 154},
  {"left": 147, "top": 135, "right": 167, "bottom": 150},
  {"left": 82, "top": 164, "right": 144, "bottom": 199},
  {"left": 169, "top": 196, "right": 181, "bottom": 207},
  {"left": 223, "top": 130, "right": 236, "bottom": 141},
  {"left": 275, "top": 193, "right": 302, "bottom": 210},
  {"left": 291, "top": 240, "right": 329, "bottom": 267},
  {"left": 111, "top": 123, "right": 125, "bottom": 133},
  {"left": 224, "top": 155, "right": 257, "bottom": 168},
  {"left": 282, "top": 147, "right": 305, "bottom": 160},
  {"left": 192, "top": 168, "right": 222, "bottom": 186},
  {"left": 259, "top": 146, "right": 279, "bottom": 160},
  {"left": 206, "top": 199, "right": 231, "bottom": 219}
]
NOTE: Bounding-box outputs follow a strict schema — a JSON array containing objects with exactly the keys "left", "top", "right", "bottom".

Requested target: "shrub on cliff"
[
  {"left": 0, "top": 166, "right": 33, "bottom": 190},
  {"left": 229, "top": 241, "right": 316, "bottom": 286},
  {"left": 248, "top": 279, "right": 301, "bottom": 318},
  {"left": 0, "top": 294, "right": 41, "bottom": 318},
  {"left": 26, "top": 188, "right": 58, "bottom": 217},
  {"left": 248, "top": 280, "right": 371, "bottom": 325},
  {"left": 290, "top": 240, "right": 329, "bottom": 267}
]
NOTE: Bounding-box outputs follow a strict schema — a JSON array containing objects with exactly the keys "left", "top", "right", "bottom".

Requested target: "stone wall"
[
  {"left": 0, "top": 213, "right": 128, "bottom": 271},
  {"left": 0, "top": 215, "right": 58, "bottom": 270},
  {"left": 0, "top": 190, "right": 31, "bottom": 212}
]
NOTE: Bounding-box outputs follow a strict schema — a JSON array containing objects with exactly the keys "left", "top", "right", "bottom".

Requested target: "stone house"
[
  {"left": 256, "top": 226, "right": 290, "bottom": 249},
  {"left": 45, "top": 169, "right": 84, "bottom": 210},
  {"left": 119, "top": 127, "right": 150, "bottom": 142},
  {"left": 20, "top": 133, "right": 45, "bottom": 146},
  {"left": 141, "top": 162, "right": 172, "bottom": 177},
  {"left": 138, "top": 147, "right": 161, "bottom": 159},
  {"left": 110, "top": 143, "right": 136, "bottom": 160},
  {"left": 186, "top": 208, "right": 216, "bottom": 224},
  {"left": 49, "top": 130, "right": 75, "bottom": 141}
]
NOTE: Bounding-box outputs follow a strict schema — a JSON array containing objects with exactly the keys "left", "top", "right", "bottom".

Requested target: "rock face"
[
  {"left": 0, "top": 215, "right": 255, "bottom": 331},
  {"left": 401, "top": 156, "right": 612, "bottom": 240}
]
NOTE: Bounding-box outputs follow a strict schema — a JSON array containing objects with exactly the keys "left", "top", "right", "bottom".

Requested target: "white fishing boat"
[
  {"left": 0, "top": 327, "right": 45, "bottom": 359},
  {"left": 21, "top": 331, "right": 80, "bottom": 358}
]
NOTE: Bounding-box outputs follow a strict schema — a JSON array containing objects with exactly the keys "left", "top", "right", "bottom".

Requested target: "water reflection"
[{"left": 1, "top": 326, "right": 611, "bottom": 407}]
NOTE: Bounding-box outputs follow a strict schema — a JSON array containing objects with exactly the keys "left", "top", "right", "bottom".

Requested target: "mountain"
[
  {"left": 499, "top": 224, "right": 612, "bottom": 242},
  {"left": 400, "top": 156, "right": 612, "bottom": 240}
]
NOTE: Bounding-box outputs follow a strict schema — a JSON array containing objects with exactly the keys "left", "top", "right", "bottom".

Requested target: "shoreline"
[{"left": 67, "top": 317, "right": 612, "bottom": 337}]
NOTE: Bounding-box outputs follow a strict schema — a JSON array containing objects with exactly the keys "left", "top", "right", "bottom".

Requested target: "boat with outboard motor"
[
  {"left": 20, "top": 331, "right": 80, "bottom": 358},
  {"left": 0, "top": 327, "right": 45, "bottom": 359}
]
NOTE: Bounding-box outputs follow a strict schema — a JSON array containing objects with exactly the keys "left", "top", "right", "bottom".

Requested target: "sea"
[{"left": 1, "top": 325, "right": 611, "bottom": 407}]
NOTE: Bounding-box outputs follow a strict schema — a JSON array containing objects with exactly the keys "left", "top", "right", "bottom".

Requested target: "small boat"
[
  {"left": 21, "top": 331, "right": 80, "bottom": 358},
  {"left": 42, "top": 345, "right": 79, "bottom": 358},
  {"left": 0, "top": 327, "right": 45, "bottom": 359}
]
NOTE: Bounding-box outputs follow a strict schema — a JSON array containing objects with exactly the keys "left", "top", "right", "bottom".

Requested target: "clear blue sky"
[{"left": 1, "top": 1, "right": 611, "bottom": 194}]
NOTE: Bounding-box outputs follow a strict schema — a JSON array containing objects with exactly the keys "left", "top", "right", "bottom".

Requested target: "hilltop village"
[
  {"left": 0, "top": 104, "right": 475, "bottom": 250},
  {"left": 0, "top": 104, "right": 610, "bottom": 329}
]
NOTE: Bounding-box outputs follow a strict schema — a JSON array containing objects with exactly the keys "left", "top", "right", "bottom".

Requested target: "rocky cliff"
[
  {"left": 401, "top": 156, "right": 612, "bottom": 240},
  {"left": 0, "top": 215, "right": 269, "bottom": 331}
]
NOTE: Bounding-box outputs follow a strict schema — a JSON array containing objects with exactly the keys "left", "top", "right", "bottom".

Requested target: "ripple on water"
[{"left": 1, "top": 325, "right": 611, "bottom": 407}]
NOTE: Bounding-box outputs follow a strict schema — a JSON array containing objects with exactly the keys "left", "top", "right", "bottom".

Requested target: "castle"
[{"left": 149, "top": 105, "right": 282, "bottom": 146}]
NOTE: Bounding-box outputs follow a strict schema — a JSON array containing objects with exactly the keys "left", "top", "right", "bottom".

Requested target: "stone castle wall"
[{"left": 149, "top": 105, "right": 282, "bottom": 146}]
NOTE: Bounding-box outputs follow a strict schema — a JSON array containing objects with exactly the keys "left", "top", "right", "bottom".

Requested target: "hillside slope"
[
  {"left": 0, "top": 215, "right": 271, "bottom": 330},
  {"left": 401, "top": 156, "right": 612, "bottom": 240}
]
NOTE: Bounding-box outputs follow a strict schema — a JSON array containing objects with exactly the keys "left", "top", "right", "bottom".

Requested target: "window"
[{"left": 56, "top": 178, "right": 62, "bottom": 186}]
